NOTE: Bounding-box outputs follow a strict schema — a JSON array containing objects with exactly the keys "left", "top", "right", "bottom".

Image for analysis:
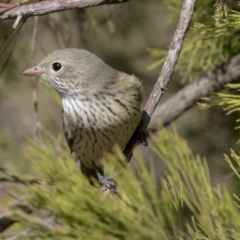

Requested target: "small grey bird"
[{"left": 21, "top": 49, "right": 145, "bottom": 190}]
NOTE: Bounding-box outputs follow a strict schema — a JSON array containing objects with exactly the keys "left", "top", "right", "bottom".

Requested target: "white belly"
[{"left": 62, "top": 95, "right": 141, "bottom": 168}]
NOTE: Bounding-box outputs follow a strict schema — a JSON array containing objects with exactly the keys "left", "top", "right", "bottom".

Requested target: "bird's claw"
[
  {"left": 92, "top": 162, "right": 117, "bottom": 193},
  {"left": 100, "top": 176, "right": 117, "bottom": 193}
]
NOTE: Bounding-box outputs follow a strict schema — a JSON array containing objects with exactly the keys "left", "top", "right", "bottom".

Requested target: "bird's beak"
[{"left": 20, "top": 66, "right": 44, "bottom": 77}]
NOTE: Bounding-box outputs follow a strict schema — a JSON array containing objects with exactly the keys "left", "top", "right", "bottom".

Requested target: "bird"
[{"left": 21, "top": 48, "right": 145, "bottom": 191}]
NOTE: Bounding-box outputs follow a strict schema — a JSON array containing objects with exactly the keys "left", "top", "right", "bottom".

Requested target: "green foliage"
[
  {"left": 225, "top": 149, "right": 240, "bottom": 179},
  {"left": 149, "top": 1, "right": 240, "bottom": 81},
  {"left": 164, "top": 0, "right": 216, "bottom": 23},
  {"left": 151, "top": 127, "right": 240, "bottom": 239},
  {"left": 9, "top": 126, "right": 240, "bottom": 239},
  {"left": 200, "top": 83, "right": 240, "bottom": 132}
]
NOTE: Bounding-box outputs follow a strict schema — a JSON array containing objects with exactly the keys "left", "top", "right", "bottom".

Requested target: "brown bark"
[
  {"left": 0, "top": 0, "right": 129, "bottom": 21},
  {"left": 124, "top": 0, "right": 196, "bottom": 161}
]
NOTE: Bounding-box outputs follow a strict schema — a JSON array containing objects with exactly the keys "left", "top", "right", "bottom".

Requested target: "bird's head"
[{"left": 21, "top": 48, "right": 117, "bottom": 97}]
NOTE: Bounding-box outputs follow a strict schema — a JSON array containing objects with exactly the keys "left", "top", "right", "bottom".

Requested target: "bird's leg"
[{"left": 92, "top": 162, "right": 116, "bottom": 193}]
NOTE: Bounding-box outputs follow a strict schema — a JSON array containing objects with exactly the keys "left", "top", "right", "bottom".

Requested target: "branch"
[
  {"left": 0, "top": 208, "right": 55, "bottom": 233},
  {"left": 148, "top": 53, "right": 240, "bottom": 131},
  {"left": 0, "top": 214, "right": 15, "bottom": 232},
  {"left": 0, "top": 167, "right": 40, "bottom": 185},
  {"left": 0, "top": 0, "right": 129, "bottom": 21},
  {"left": 124, "top": 0, "right": 196, "bottom": 160},
  {"left": 0, "top": 3, "right": 16, "bottom": 15},
  {"left": 0, "top": 200, "right": 32, "bottom": 232}
]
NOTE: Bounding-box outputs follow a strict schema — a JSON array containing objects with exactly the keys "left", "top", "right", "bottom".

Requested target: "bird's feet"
[
  {"left": 99, "top": 176, "right": 116, "bottom": 193},
  {"left": 92, "top": 162, "right": 116, "bottom": 193}
]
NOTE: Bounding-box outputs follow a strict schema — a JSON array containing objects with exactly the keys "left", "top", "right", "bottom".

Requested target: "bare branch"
[
  {"left": 0, "top": 0, "right": 129, "bottom": 21},
  {"left": 0, "top": 208, "right": 55, "bottom": 233},
  {"left": 0, "top": 167, "right": 41, "bottom": 185},
  {"left": 0, "top": 19, "right": 26, "bottom": 76},
  {"left": 0, "top": 200, "right": 32, "bottom": 232},
  {"left": 30, "top": 16, "right": 41, "bottom": 141},
  {"left": 124, "top": 0, "right": 196, "bottom": 160},
  {"left": 2, "top": 230, "right": 39, "bottom": 240},
  {"left": 148, "top": 53, "right": 240, "bottom": 131},
  {"left": 0, "top": 3, "right": 17, "bottom": 15},
  {"left": 13, "top": 14, "right": 23, "bottom": 28},
  {"left": 0, "top": 215, "right": 15, "bottom": 232}
]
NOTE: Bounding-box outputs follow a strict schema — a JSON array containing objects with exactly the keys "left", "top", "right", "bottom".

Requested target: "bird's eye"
[{"left": 52, "top": 62, "right": 62, "bottom": 72}]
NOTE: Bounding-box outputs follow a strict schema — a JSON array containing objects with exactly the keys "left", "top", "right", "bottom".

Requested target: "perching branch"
[
  {"left": 0, "top": 0, "right": 129, "bottom": 22},
  {"left": 124, "top": 0, "right": 196, "bottom": 161},
  {"left": 148, "top": 53, "right": 240, "bottom": 131}
]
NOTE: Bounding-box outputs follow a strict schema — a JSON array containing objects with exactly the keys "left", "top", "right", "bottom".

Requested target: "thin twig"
[
  {"left": 0, "top": 215, "right": 15, "bottom": 232},
  {"left": 0, "top": 177, "right": 40, "bottom": 185},
  {"left": 30, "top": 16, "right": 40, "bottom": 141},
  {"left": 124, "top": 0, "right": 196, "bottom": 161},
  {"left": 17, "top": 211, "right": 56, "bottom": 230},
  {"left": 213, "top": 166, "right": 240, "bottom": 187},
  {"left": 0, "top": 3, "right": 17, "bottom": 15},
  {"left": 0, "top": 167, "right": 40, "bottom": 185},
  {"left": 13, "top": 14, "right": 22, "bottom": 28},
  {"left": 0, "top": 210, "right": 55, "bottom": 233},
  {"left": 0, "top": 184, "right": 22, "bottom": 199},
  {"left": 0, "top": 33, "right": 18, "bottom": 78},
  {"left": 0, "top": 19, "right": 26, "bottom": 77},
  {"left": 0, "top": 193, "right": 33, "bottom": 232},
  {"left": 3, "top": 230, "right": 42, "bottom": 240},
  {"left": 148, "top": 53, "right": 240, "bottom": 131},
  {"left": 0, "top": 0, "right": 129, "bottom": 21}
]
